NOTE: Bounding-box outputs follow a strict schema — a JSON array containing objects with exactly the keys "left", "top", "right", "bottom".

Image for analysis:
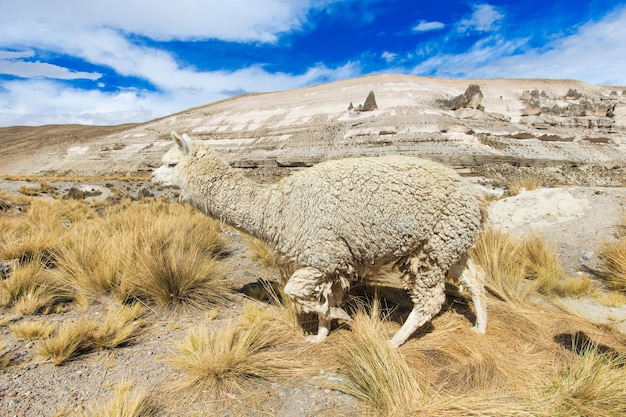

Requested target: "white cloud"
[
  {"left": 0, "top": 0, "right": 333, "bottom": 44},
  {"left": 0, "top": 61, "right": 360, "bottom": 126},
  {"left": 412, "top": 5, "right": 626, "bottom": 86},
  {"left": 381, "top": 51, "right": 397, "bottom": 63},
  {"left": 413, "top": 21, "right": 445, "bottom": 32},
  {"left": 0, "top": 59, "right": 101, "bottom": 80},
  {"left": 0, "top": 50, "right": 34, "bottom": 60},
  {"left": 458, "top": 4, "right": 504, "bottom": 33},
  {"left": 0, "top": 0, "right": 361, "bottom": 126}
]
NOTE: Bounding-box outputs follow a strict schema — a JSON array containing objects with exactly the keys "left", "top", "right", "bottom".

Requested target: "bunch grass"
[
  {"left": 10, "top": 320, "right": 55, "bottom": 340},
  {"left": 598, "top": 234, "right": 626, "bottom": 292},
  {"left": 80, "top": 379, "right": 156, "bottom": 417},
  {"left": 36, "top": 318, "right": 96, "bottom": 365},
  {"left": 92, "top": 303, "right": 144, "bottom": 349}
]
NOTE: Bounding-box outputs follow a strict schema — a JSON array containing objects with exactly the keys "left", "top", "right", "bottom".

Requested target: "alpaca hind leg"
[
  {"left": 389, "top": 266, "right": 446, "bottom": 348},
  {"left": 447, "top": 254, "right": 487, "bottom": 333}
]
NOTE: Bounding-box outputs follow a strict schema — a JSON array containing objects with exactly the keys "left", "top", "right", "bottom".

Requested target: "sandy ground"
[
  {"left": 0, "top": 176, "right": 624, "bottom": 416},
  {"left": 487, "top": 186, "right": 626, "bottom": 332}
]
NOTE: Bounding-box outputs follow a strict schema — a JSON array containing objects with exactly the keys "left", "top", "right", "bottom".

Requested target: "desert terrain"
[{"left": 0, "top": 74, "right": 625, "bottom": 416}]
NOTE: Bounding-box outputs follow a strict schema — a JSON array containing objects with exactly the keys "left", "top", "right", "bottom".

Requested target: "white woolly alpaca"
[{"left": 153, "top": 131, "right": 487, "bottom": 347}]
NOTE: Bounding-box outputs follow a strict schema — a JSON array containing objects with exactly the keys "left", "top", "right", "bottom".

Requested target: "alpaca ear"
[{"left": 171, "top": 130, "right": 191, "bottom": 155}]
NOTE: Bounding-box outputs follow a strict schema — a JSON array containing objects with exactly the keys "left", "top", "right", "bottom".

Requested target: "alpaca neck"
[{"left": 181, "top": 150, "right": 268, "bottom": 238}]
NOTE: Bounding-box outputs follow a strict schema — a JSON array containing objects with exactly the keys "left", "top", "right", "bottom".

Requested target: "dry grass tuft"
[
  {"left": 169, "top": 302, "right": 309, "bottom": 395},
  {"left": 92, "top": 304, "right": 144, "bottom": 349},
  {"left": 333, "top": 299, "right": 424, "bottom": 416},
  {"left": 594, "top": 290, "right": 626, "bottom": 307},
  {"left": 508, "top": 179, "right": 542, "bottom": 196},
  {"left": 471, "top": 229, "right": 592, "bottom": 302},
  {"left": 81, "top": 379, "right": 156, "bottom": 417},
  {"left": 545, "top": 342, "right": 626, "bottom": 417},
  {"left": 122, "top": 243, "right": 229, "bottom": 308},
  {"left": 10, "top": 320, "right": 55, "bottom": 340},
  {"left": 470, "top": 227, "right": 532, "bottom": 303},
  {"left": 111, "top": 202, "right": 231, "bottom": 308},
  {"left": 596, "top": 211, "right": 626, "bottom": 292},
  {"left": 0, "top": 256, "right": 73, "bottom": 314},
  {"left": 2, "top": 197, "right": 231, "bottom": 312},
  {"left": 522, "top": 234, "right": 571, "bottom": 296},
  {"left": 247, "top": 237, "right": 295, "bottom": 283},
  {"left": 53, "top": 223, "right": 120, "bottom": 300},
  {"left": 0, "top": 342, "right": 9, "bottom": 369},
  {"left": 36, "top": 318, "right": 95, "bottom": 365}
]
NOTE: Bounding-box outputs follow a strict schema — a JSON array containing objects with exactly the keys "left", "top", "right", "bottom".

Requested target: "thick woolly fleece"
[{"left": 172, "top": 143, "right": 482, "bottom": 276}]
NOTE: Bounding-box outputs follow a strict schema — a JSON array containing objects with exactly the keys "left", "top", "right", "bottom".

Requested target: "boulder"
[
  {"left": 447, "top": 84, "right": 484, "bottom": 111},
  {"left": 362, "top": 90, "right": 378, "bottom": 111}
]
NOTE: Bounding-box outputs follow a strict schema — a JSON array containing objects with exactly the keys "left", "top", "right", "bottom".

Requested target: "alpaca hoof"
[
  {"left": 305, "top": 334, "right": 327, "bottom": 344},
  {"left": 470, "top": 325, "right": 486, "bottom": 334}
]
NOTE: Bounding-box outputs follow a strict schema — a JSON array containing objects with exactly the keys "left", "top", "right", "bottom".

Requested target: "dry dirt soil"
[{"left": 0, "top": 169, "right": 624, "bottom": 417}]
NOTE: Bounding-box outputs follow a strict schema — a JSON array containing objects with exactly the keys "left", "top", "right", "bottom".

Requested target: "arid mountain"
[{"left": 1, "top": 74, "right": 625, "bottom": 176}]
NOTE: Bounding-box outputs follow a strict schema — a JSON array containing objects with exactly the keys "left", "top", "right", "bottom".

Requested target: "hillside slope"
[{"left": 1, "top": 74, "right": 625, "bottom": 176}]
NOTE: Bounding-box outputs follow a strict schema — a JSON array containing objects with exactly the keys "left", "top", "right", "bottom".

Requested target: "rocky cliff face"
[{"left": 1, "top": 74, "right": 625, "bottom": 176}]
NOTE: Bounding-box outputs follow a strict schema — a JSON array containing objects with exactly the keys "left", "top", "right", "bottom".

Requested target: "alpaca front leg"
[
  {"left": 283, "top": 267, "right": 336, "bottom": 343},
  {"left": 389, "top": 306, "right": 430, "bottom": 348},
  {"left": 390, "top": 265, "right": 446, "bottom": 348},
  {"left": 305, "top": 315, "right": 331, "bottom": 344}
]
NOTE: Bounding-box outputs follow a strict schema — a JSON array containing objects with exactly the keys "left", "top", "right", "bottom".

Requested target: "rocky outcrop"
[
  {"left": 520, "top": 88, "right": 620, "bottom": 132},
  {"left": 350, "top": 91, "right": 378, "bottom": 112},
  {"left": 362, "top": 90, "right": 378, "bottom": 111},
  {"left": 445, "top": 84, "right": 484, "bottom": 111}
]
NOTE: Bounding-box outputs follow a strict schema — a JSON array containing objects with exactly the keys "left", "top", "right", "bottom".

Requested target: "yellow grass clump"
[
  {"left": 469, "top": 227, "right": 532, "bottom": 303},
  {"left": 10, "top": 320, "right": 55, "bottom": 340},
  {"left": 0, "top": 256, "right": 73, "bottom": 314},
  {"left": 247, "top": 236, "right": 295, "bottom": 283},
  {"left": 545, "top": 341, "right": 626, "bottom": 417},
  {"left": 36, "top": 318, "right": 96, "bottom": 365},
  {"left": 598, "top": 214, "right": 626, "bottom": 291},
  {"left": 470, "top": 228, "right": 592, "bottom": 303},
  {"left": 0, "top": 196, "right": 232, "bottom": 311},
  {"left": 168, "top": 301, "right": 311, "bottom": 395},
  {"left": 333, "top": 299, "right": 424, "bottom": 416},
  {"left": 80, "top": 379, "right": 156, "bottom": 417},
  {"left": 92, "top": 303, "right": 144, "bottom": 349},
  {"left": 507, "top": 178, "right": 542, "bottom": 196}
]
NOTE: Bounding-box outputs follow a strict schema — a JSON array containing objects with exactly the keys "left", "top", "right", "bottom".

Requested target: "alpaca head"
[{"left": 151, "top": 131, "right": 192, "bottom": 187}]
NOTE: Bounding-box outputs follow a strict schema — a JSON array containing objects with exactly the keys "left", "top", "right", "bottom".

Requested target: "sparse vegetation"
[
  {"left": 508, "top": 178, "right": 542, "bottom": 195},
  {"left": 10, "top": 320, "right": 55, "bottom": 340},
  {"left": 545, "top": 341, "right": 626, "bottom": 417},
  {"left": 470, "top": 227, "right": 531, "bottom": 303},
  {"left": 471, "top": 229, "right": 594, "bottom": 302},
  {"left": 247, "top": 237, "right": 295, "bottom": 283},
  {"left": 1, "top": 183, "right": 625, "bottom": 415},
  {"left": 0, "top": 256, "right": 72, "bottom": 314},
  {"left": 36, "top": 318, "right": 96, "bottom": 365},
  {"left": 598, "top": 214, "right": 626, "bottom": 292},
  {"left": 92, "top": 303, "right": 144, "bottom": 349},
  {"left": 168, "top": 304, "right": 308, "bottom": 394},
  {"left": 334, "top": 299, "right": 423, "bottom": 416},
  {"left": 80, "top": 380, "right": 156, "bottom": 417}
]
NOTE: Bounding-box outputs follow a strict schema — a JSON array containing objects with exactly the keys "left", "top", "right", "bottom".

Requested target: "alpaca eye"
[{"left": 168, "top": 162, "right": 178, "bottom": 168}]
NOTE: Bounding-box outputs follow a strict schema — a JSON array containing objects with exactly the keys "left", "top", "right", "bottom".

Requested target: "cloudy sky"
[{"left": 0, "top": 0, "right": 624, "bottom": 127}]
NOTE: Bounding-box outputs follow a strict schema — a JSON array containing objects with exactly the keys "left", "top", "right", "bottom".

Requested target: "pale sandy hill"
[{"left": 1, "top": 74, "right": 625, "bottom": 176}]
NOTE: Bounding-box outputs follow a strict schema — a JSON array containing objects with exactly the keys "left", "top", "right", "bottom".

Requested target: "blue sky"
[{"left": 0, "top": 0, "right": 625, "bottom": 127}]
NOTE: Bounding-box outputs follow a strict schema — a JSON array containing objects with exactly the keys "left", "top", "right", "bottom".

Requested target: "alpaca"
[{"left": 153, "top": 131, "right": 487, "bottom": 347}]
